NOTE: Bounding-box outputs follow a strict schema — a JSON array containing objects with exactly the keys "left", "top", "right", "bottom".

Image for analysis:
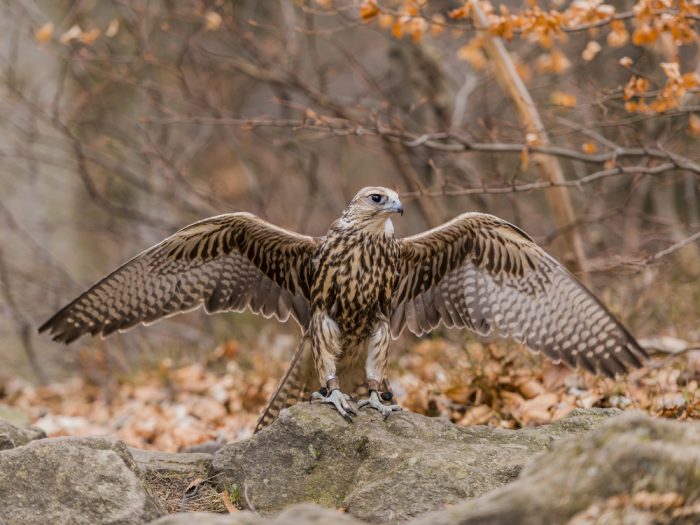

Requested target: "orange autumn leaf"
[
  {"left": 581, "top": 40, "right": 601, "bottom": 61},
  {"left": 623, "top": 76, "right": 649, "bottom": 100},
  {"left": 607, "top": 20, "right": 629, "bottom": 47},
  {"left": 35, "top": 22, "right": 54, "bottom": 43},
  {"left": 536, "top": 48, "right": 570, "bottom": 74},
  {"left": 551, "top": 90, "right": 577, "bottom": 108},
  {"left": 681, "top": 72, "right": 700, "bottom": 89},
  {"left": 378, "top": 14, "right": 394, "bottom": 29},
  {"left": 689, "top": 114, "right": 700, "bottom": 137},
  {"left": 391, "top": 20, "right": 405, "bottom": 39},
  {"left": 582, "top": 142, "right": 598, "bottom": 154},
  {"left": 660, "top": 62, "right": 681, "bottom": 81},
  {"left": 632, "top": 24, "right": 658, "bottom": 46},
  {"left": 360, "top": 1, "right": 380, "bottom": 21},
  {"left": 408, "top": 18, "right": 427, "bottom": 42},
  {"left": 448, "top": 4, "right": 471, "bottom": 19},
  {"left": 80, "top": 28, "right": 101, "bottom": 45},
  {"left": 457, "top": 37, "right": 487, "bottom": 69}
]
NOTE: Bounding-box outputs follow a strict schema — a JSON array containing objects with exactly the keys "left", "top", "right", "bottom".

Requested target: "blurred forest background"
[{"left": 1, "top": 0, "right": 699, "bottom": 449}]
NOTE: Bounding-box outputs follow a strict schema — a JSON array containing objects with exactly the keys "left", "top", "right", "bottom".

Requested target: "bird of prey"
[{"left": 40, "top": 186, "right": 647, "bottom": 430}]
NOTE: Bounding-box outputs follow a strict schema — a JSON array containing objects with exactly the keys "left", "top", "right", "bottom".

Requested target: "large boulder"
[
  {"left": 0, "top": 436, "right": 164, "bottom": 525},
  {"left": 0, "top": 418, "right": 45, "bottom": 450},
  {"left": 211, "top": 404, "right": 620, "bottom": 524},
  {"left": 412, "top": 412, "right": 700, "bottom": 525}
]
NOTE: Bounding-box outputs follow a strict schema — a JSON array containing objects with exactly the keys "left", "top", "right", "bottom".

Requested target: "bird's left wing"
[
  {"left": 39, "top": 213, "right": 318, "bottom": 343},
  {"left": 392, "top": 213, "right": 647, "bottom": 377}
]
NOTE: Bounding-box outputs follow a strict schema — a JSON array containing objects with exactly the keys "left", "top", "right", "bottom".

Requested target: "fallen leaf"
[
  {"left": 35, "top": 22, "right": 54, "bottom": 43},
  {"left": 184, "top": 477, "right": 205, "bottom": 497},
  {"left": 221, "top": 488, "right": 238, "bottom": 513},
  {"left": 105, "top": 19, "right": 119, "bottom": 38},
  {"left": 551, "top": 90, "right": 577, "bottom": 108},
  {"left": 204, "top": 10, "right": 222, "bottom": 31},
  {"left": 59, "top": 25, "right": 82, "bottom": 44},
  {"left": 458, "top": 405, "right": 494, "bottom": 426},
  {"left": 80, "top": 29, "right": 101, "bottom": 45},
  {"left": 518, "top": 380, "right": 545, "bottom": 399}
]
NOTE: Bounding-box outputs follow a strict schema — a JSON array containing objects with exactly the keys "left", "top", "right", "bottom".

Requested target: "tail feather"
[{"left": 255, "top": 335, "right": 314, "bottom": 433}]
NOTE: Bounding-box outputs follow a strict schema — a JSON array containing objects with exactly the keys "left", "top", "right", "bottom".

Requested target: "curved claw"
[
  {"left": 311, "top": 389, "right": 356, "bottom": 422},
  {"left": 358, "top": 391, "right": 403, "bottom": 420}
]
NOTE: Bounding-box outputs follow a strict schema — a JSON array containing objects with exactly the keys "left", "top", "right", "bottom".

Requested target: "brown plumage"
[{"left": 40, "top": 187, "right": 647, "bottom": 430}]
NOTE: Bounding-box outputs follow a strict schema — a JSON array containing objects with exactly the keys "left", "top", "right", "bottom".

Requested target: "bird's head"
[{"left": 338, "top": 186, "right": 403, "bottom": 235}]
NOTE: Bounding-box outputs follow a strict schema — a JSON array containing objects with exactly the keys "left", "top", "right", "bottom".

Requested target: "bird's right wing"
[
  {"left": 39, "top": 213, "right": 318, "bottom": 343},
  {"left": 392, "top": 213, "right": 647, "bottom": 377}
]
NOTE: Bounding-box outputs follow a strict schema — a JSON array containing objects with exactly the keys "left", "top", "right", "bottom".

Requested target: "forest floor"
[{"left": 0, "top": 337, "right": 698, "bottom": 451}]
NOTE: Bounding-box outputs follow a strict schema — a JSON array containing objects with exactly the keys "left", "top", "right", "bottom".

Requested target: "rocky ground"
[{"left": 1, "top": 404, "right": 700, "bottom": 525}]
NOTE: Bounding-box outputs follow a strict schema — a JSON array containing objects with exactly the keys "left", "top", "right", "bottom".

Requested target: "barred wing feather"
[
  {"left": 39, "top": 213, "right": 317, "bottom": 343},
  {"left": 393, "top": 213, "right": 646, "bottom": 377}
]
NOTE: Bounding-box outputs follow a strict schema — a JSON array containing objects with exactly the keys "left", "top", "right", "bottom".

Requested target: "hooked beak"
[{"left": 388, "top": 198, "right": 404, "bottom": 216}]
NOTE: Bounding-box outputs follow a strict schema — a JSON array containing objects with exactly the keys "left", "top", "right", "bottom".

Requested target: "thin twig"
[{"left": 640, "top": 230, "right": 700, "bottom": 265}]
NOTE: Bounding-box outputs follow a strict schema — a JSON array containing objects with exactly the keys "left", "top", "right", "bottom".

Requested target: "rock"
[
  {"left": 131, "top": 448, "right": 213, "bottom": 475},
  {"left": 181, "top": 440, "right": 226, "bottom": 454},
  {"left": 147, "top": 504, "right": 365, "bottom": 525},
  {"left": 130, "top": 448, "right": 224, "bottom": 514},
  {"left": 0, "top": 436, "right": 164, "bottom": 525},
  {"left": 0, "top": 418, "right": 45, "bottom": 451},
  {"left": 211, "top": 404, "right": 620, "bottom": 524},
  {"left": 411, "top": 412, "right": 700, "bottom": 525},
  {"left": 146, "top": 511, "right": 260, "bottom": 525}
]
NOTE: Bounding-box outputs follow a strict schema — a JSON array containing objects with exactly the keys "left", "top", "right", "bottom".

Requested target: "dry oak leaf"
[
  {"left": 35, "top": 22, "right": 54, "bottom": 43},
  {"left": 360, "top": 1, "right": 380, "bottom": 20},
  {"left": 582, "top": 142, "right": 598, "bottom": 154},
  {"left": 551, "top": 90, "right": 577, "bottom": 107}
]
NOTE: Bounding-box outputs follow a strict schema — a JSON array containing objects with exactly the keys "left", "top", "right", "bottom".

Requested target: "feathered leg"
[
  {"left": 357, "top": 318, "right": 401, "bottom": 419},
  {"left": 309, "top": 312, "right": 356, "bottom": 421}
]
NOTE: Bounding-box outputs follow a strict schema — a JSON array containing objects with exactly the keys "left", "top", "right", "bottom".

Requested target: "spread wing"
[
  {"left": 392, "top": 213, "right": 647, "bottom": 377},
  {"left": 39, "top": 213, "right": 318, "bottom": 344}
]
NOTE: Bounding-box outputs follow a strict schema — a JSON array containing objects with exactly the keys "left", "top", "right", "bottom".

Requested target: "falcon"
[{"left": 39, "top": 187, "right": 647, "bottom": 430}]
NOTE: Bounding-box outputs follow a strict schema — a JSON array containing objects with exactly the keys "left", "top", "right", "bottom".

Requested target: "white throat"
[{"left": 384, "top": 218, "right": 394, "bottom": 237}]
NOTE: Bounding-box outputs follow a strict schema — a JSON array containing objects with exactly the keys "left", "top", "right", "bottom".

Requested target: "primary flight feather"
[{"left": 40, "top": 187, "right": 647, "bottom": 430}]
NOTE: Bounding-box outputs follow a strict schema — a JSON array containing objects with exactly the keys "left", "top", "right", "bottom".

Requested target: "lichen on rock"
[{"left": 210, "top": 404, "right": 621, "bottom": 524}]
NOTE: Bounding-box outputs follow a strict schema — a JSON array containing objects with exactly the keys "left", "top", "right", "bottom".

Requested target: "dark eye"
[{"left": 370, "top": 194, "right": 383, "bottom": 203}]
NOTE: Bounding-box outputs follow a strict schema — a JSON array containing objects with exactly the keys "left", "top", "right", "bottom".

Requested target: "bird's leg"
[
  {"left": 358, "top": 379, "right": 402, "bottom": 420},
  {"left": 357, "top": 319, "right": 402, "bottom": 419},
  {"left": 309, "top": 312, "right": 356, "bottom": 421},
  {"left": 310, "top": 376, "right": 356, "bottom": 422}
]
